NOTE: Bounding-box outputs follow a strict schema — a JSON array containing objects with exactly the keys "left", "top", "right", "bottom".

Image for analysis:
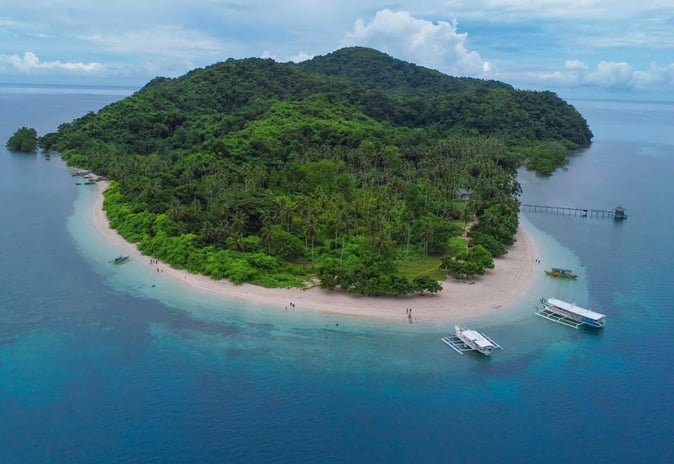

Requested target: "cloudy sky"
[{"left": 1, "top": 1, "right": 673, "bottom": 97}]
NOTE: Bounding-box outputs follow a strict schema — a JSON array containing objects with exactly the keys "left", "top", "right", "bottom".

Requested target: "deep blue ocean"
[{"left": 1, "top": 85, "right": 673, "bottom": 463}]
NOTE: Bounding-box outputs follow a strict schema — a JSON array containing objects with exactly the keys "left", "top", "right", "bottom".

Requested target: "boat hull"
[
  {"left": 538, "top": 298, "right": 606, "bottom": 328},
  {"left": 544, "top": 270, "right": 577, "bottom": 279}
]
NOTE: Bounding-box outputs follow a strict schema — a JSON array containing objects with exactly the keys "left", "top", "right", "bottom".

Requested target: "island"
[
  {"left": 36, "top": 47, "right": 592, "bottom": 306},
  {"left": 6, "top": 126, "right": 39, "bottom": 152}
]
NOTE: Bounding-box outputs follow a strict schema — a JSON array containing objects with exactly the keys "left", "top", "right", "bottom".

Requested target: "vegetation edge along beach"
[
  {"left": 90, "top": 178, "right": 539, "bottom": 323},
  {"left": 17, "top": 47, "right": 591, "bottom": 318}
]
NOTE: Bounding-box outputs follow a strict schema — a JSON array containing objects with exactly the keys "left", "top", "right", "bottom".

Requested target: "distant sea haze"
[
  {"left": 1, "top": 88, "right": 673, "bottom": 463},
  {"left": 0, "top": 81, "right": 137, "bottom": 95}
]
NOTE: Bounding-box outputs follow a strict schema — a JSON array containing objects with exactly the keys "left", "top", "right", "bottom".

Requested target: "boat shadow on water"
[{"left": 108, "top": 255, "right": 130, "bottom": 265}]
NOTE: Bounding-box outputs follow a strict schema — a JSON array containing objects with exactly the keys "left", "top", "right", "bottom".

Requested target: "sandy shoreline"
[{"left": 91, "top": 181, "right": 537, "bottom": 325}]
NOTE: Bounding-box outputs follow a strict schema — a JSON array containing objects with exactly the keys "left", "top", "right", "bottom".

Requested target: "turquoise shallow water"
[{"left": 1, "top": 91, "right": 673, "bottom": 463}]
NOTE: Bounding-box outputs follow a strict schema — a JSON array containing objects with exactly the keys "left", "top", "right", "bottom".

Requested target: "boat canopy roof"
[
  {"left": 547, "top": 298, "right": 606, "bottom": 320},
  {"left": 461, "top": 329, "right": 494, "bottom": 349},
  {"left": 551, "top": 268, "right": 573, "bottom": 273}
]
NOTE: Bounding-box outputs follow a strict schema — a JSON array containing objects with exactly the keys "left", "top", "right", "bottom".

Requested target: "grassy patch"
[{"left": 397, "top": 255, "right": 446, "bottom": 281}]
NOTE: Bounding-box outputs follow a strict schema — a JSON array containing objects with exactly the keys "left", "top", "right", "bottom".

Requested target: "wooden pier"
[{"left": 520, "top": 204, "right": 627, "bottom": 220}]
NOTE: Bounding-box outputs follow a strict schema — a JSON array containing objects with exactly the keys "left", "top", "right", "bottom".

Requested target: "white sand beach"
[{"left": 91, "top": 181, "right": 537, "bottom": 324}]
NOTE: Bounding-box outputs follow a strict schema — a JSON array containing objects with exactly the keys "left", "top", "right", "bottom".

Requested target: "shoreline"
[{"left": 91, "top": 181, "right": 538, "bottom": 325}]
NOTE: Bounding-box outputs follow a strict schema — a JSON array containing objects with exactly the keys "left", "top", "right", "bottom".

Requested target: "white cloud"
[
  {"left": 632, "top": 63, "right": 674, "bottom": 88},
  {"left": 342, "top": 9, "right": 490, "bottom": 77},
  {"left": 587, "top": 61, "right": 634, "bottom": 87},
  {"left": 261, "top": 50, "right": 314, "bottom": 63},
  {"left": 565, "top": 60, "right": 589, "bottom": 71},
  {"left": 523, "top": 59, "right": 674, "bottom": 90},
  {"left": 80, "top": 26, "right": 228, "bottom": 58},
  {"left": 290, "top": 51, "right": 314, "bottom": 63},
  {"left": 0, "top": 51, "right": 103, "bottom": 73},
  {"left": 434, "top": 0, "right": 674, "bottom": 21}
]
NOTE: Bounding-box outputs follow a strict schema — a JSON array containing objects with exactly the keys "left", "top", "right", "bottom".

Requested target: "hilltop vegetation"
[
  {"left": 298, "top": 47, "right": 514, "bottom": 97},
  {"left": 39, "top": 47, "right": 592, "bottom": 295}
]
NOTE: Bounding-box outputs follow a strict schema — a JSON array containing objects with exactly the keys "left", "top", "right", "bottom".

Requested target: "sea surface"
[{"left": 1, "top": 87, "right": 673, "bottom": 463}]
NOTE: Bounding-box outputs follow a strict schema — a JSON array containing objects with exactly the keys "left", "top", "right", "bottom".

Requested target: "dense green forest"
[
  {"left": 6, "top": 126, "right": 38, "bottom": 152},
  {"left": 39, "top": 47, "right": 592, "bottom": 295}
]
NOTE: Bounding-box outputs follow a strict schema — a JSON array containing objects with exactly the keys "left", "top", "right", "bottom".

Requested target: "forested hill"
[
  {"left": 39, "top": 47, "right": 593, "bottom": 296},
  {"left": 298, "top": 47, "right": 512, "bottom": 97},
  {"left": 302, "top": 48, "right": 592, "bottom": 153},
  {"left": 43, "top": 47, "right": 592, "bottom": 170}
]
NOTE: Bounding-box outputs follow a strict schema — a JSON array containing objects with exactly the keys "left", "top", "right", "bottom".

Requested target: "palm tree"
[
  {"left": 260, "top": 225, "right": 274, "bottom": 254},
  {"left": 275, "top": 195, "right": 297, "bottom": 232},
  {"left": 369, "top": 227, "right": 394, "bottom": 258},
  {"left": 229, "top": 210, "right": 247, "bottom": 236},
  {"left": 226, "top": 232, "right": 245, "bottom": 251},
  {"left": 303, "top": 219, "right": 318, "bottom": 258},
  {"left": 420, "top": 216, "right": 435, "bottom": 259}
]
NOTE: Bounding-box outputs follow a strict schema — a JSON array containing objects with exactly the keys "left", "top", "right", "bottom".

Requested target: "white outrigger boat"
[
  {"left": 441, "top": 325, "right": 502, "bottom": 356},
  {"left": 535, "top": 297, "right": 606, "bottom": 329}
]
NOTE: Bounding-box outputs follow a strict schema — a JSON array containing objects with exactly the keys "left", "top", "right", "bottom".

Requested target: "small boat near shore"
[
  {"left": 544, "top": 268, "right": 577, "bottom": 279},
  {"left": 71, "top": 168, "right": 90, "bottom": 177},
  {"left": 109, "top": 255, "right": 130, "bottom": 265},
  {"left": 535, "top": 297, "right": 606, "bottom": 328},
  {"left": 441, "top": 325, "right": 502, "bottom": 356}
]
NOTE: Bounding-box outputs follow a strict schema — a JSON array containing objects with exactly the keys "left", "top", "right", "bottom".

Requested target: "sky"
[{"left": 1, "top": 1, "right": 674, "bottom": 98}]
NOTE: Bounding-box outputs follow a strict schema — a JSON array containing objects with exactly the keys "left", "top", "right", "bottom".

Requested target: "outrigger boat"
[
  {"left": 109, "top": 255, "right": 130, "bottom": 265},
  {"left": 441, "top": 325, "right": 502, "bottom": 356},
  {"left": 535, "top": 297, "right": 606, "bottom": 328},
  {"left": 544, "top": 268, "right": 577, "bottom": 279}
]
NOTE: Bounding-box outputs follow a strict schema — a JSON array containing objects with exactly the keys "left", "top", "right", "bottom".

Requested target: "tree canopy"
[
  {"left": 39, "top": 47, "right": 593, "bottom": 295},
  {"left": 6, "top": 127, "right": 38, "bottom": 152}
]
